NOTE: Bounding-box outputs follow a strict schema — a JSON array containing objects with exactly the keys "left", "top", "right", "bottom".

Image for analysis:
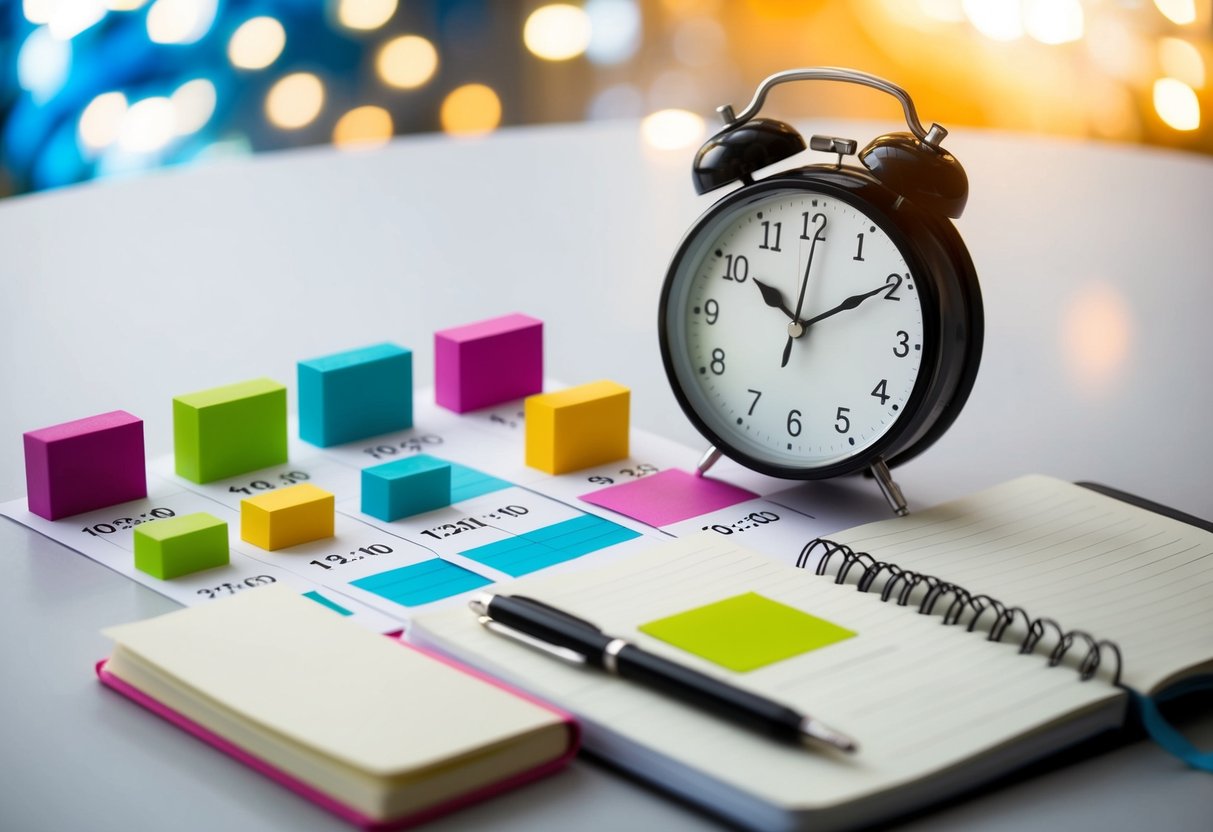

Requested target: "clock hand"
[
  {"left": 752, "top": 278, "right": 796, "bottom": 320},
  {"left": 781, "top": 232, "right": 823, "bottom": 368},
  {"left": 799, "top": 284, "right": 887, "bottom": 328}
]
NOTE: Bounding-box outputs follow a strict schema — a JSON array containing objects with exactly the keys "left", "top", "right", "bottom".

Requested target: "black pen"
[{"left": 468, "top": 592, "right": 858, "bottom": 753}]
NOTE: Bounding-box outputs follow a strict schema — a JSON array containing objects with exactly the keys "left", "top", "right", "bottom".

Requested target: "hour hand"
[{"left": 753, "top": 278, "right": 796, "bottom": 320}]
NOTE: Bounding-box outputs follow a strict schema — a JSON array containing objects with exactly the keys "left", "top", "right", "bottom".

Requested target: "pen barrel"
[
  {"left": 486, "top": 595, "right": 613, "bottom": 662},
  {"left": 615, "top": 645, "right": 803, "bottom": 742}
]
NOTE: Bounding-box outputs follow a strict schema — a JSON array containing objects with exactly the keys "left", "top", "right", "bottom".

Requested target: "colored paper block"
[
  {"left": 133, "top": 512, "right": 229, "bottom": 580},
  {"left": 524, "top": 381, "right": 629, "bottom": 474},
  {"left": 434, "top": 313, "right": 543, "bottom": 413},
  {"left": 298, "top": 343, "right": 413, "bottom": 447},
  {"left": 23, "top": 410, "right": 147, "bottom": 520},
  {"left": 639, "top": 593, "right": 857, "bottom": 673},
  {"left": 361, "top": 454, "right": 451, "bottom": 521},
  {"left": 351, "top": 558, "right": 493, "bottom": 607},
  {"left": 581, "top": 468, "right": 757, "bottom": 527},
  {"left": 458, "top": 515, "right": 640, "bottom": 577},
  {"left": 240, "top": 483, "right": 335, "bottom": 551},
  {"left": 303, "top": 591, "right": 353, "bottom": 616},
  {"left": 173, "top": 378, "right": 288, "bottom": 484}
]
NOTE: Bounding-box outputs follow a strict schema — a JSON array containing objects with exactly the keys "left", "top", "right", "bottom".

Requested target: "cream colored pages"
[
  {"left": 412, "top": 535, "right": 1120, "bottom": 812},
  {"left": 103, "top": 586, "right": 562, "bottom": 777},
  {"left": 829, "top": 475, "right": 1213, "bottom": 693}
]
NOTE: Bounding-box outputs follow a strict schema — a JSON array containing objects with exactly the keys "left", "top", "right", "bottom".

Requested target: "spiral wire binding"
[{"left": 796, "top": 538, "right": 1123, "bottom": 685}]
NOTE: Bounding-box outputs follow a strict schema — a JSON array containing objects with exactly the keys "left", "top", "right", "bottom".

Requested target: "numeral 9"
[{"left": 704, "top": 299, "right": 719, "bottom": 325}]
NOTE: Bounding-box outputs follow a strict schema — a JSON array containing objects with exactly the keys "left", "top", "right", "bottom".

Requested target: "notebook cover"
[{"left": 95, "top": 640, "right": 580, "bottom": 831}]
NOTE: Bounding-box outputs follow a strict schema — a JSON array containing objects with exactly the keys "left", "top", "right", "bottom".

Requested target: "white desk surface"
[{"left": 1, "top": 120, "right": 1210, "bottom": 831}]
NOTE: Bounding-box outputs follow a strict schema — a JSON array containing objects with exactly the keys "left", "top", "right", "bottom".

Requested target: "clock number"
[
  {"left": 884, "top": 272, "right": 904, "bottom": 301},
  {"left": 854, "top": 232, "right": 865, "bottom": 261},
  {"left": 759, "top": 220, "right": 783, "bottom": 252},
  {"left": 746, "top": 389, "right": 762, "bottom": 415},
  {"left": 800, "top": 212, "right": 827, "bottom": 241},
  {"left": 703, "top": 298, "right": 719, "bottom": 325},
  {"left": 710, "top": 348, "right": 726, "bottom": 375},
  {"left": 871, "top": 379, "right": 890, "bottom": 405},
  {"left": 834, "top": 406, "right": 851, "bottom": 434},
  {"left": 722, "top": 254, "right": 749, "bottom": 283},
  {"left": 786, "top": 409, "right": 802, "bottom": 437},
  {"left": 893, "top": 330, "right": 910, "bottom": 358}
]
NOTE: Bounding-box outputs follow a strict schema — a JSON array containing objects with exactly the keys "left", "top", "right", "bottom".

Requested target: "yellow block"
[
  {"left": 240, "top": 483, "right": 335, "bottom": 551},
  {"left": 525, "top": 380, "right": 629, "bottom": 474}
]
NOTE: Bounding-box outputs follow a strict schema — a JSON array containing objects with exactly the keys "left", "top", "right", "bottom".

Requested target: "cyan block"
[
  {"left": 435, "top": 313, "right": 542, "bottom": 413},
  {"left": 298, "top": 343, "right": 413, "bottom": 447},
  {"left": 133, "top": 513, "right": 229, "bottom": 579},
  {"left": 361, "top": 454, "right": 451, "bottom": 521}
]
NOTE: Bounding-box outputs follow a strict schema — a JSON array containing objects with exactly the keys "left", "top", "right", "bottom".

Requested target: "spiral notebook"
[{"left": 409, "top": 475, "right": 1213, "bottom": 832}]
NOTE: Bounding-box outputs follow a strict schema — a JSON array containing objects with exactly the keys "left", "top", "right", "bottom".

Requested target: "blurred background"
[{"left": 1, "top": 0, "right": 1209, "bottom": 197}]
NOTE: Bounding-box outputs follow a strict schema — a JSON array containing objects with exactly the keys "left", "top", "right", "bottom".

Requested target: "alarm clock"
[{"left": 658, "top": 68, "right": 983, "bottom": 514}]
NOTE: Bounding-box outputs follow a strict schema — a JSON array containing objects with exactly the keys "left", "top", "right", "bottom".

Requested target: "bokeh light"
[
  {"left": 440, "top": 84, "right": 502, "bottom": 136},
  {"left": 146, "top": 0, "right": 218, "bottom": 45},
  {"left": 376, "top": 35, "right": 438, "bottom": 89},
  {"left": 266, "top": 72, "right": 326, "bottom": 130},
  {"left": 586, "top": 0, "right": 642, "bottom": 65},
  {"left": 1154, "top": 78, "right": 1201, "bottom": 130},
  {"left": 78, "top": 92, "right": 128, "bottom": 151},
  {"left": 337, "top": 0, "right": 397, "bottom": 32},
  {"left": 16, "top": 26, "right": 70, "bottom": 104},
  {"left": 640, "top": 108, "right": 705, "bottom": 150},
  {"left": 1023, "top": 0, "right": 1083, "bottom": 46},
  {"left": 228, "top": 17, "right": 286, "bottom": 71},
  {"left": 333, "top": 105, "right": 394, "bottom": 148},
  {"left": 118, "top": 96, "right": 176, "bottom": 153},
  {"left": 1158, "top": 38, "right": 1205, "bottom": 89},
  {"left": 524, "top": 4, "right": 592, "bottom": 61},
  {"left": 962, "top": 0, "right": 1023, "bottom": 42},
  {"left": 171, "top": 78, "right": 216, "bottom": 136},
  {"left": 1153, "top": 0, "right": 1197, "bottom": 27}
]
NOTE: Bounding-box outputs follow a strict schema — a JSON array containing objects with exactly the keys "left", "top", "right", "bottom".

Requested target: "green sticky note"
[
  {"left": 639, "top": 592, "right": 856, "bottom": 673},
  {"left": 133, "top": 512, "right": 229, "bottom": 580},
  {"left": 173, "top": 378, "right": 288, "bottom": 483}
]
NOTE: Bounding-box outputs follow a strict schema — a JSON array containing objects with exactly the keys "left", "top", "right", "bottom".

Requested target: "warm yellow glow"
[
  {"left": 119, "top": 96, "right": 176, "bottom": 153},
  {"left": 171, "top": 78, "right": 216, "bottom": 135},
  {"left": 228, "top": 16, "right": 285, "bottom": 70},
  {"left": 79, "top": 92, "right": 128, "bottom": 150},
  {"left": 376, "top": 35, "right": 439, "bottom": 89},
  {"left": 1153, "top": 0, "right": 1197, "bottom": 26},
  {"left": 523, "top": 4, "right": 592, "bottom": 61},
  {"left": 106, "top": 0, "right": 148, "bottom": 9},
  {"left": 333, "top": 105, "right": 394, "bottom": 148},
  {"left": 640, "top": 108, "right": 705, "bottom": 150},
  {"left": 1158, "top": 37, "right": 1205, "bottom": 88},
  {"left": 1153, "top": 78, "right": 1201, "bottom": 130},
  {"left": 440, "top": 84, "right": 502, "bottom": 136},
  {"left": 962, "top": 0, "right": 1023, "bottom": 41},
  {"left": 265, "top": 72, "right": 325, "bottom": 129},
  {"left": 1086, "top": 17, "right": 1150, "bottom": 81},
  {"left": 1060, "top": 284, "right": 1133, "bottom": 393},
  {"left": 337, "top": 0, "right": 397, "bottom": 31},
  {"left": 1023, "top": 0, "right": 1082, "bottom": 45},
  {"left": 147, "top": 0, "right": 217, "bottom": 44},
  {"left": 918, "top": 0, "right": 965, "bottom": 23}
]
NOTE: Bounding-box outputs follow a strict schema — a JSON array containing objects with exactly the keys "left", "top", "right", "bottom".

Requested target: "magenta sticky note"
[
  {"left": 434, "top": 313, "right": 543, "bottom": 413},
  {"left": 23, "top": 410, "right": 147, "bottom": 520},
  {"left": 580, "top": 468, "right": 757, "bottom": 528}
]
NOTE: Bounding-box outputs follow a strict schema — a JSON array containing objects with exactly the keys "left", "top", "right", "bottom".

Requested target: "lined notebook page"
[
  {"left": 412, "top": 536, "right": 1120, "bottom": 813},
  {"left": 831, "top": 475, "right": 1213, "bottom": 694}
]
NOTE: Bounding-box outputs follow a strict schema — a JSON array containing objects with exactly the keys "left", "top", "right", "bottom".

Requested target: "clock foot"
[
  {"left": 870, "top": 458, "right": 909, "bottom": 516},
  {"left": 695, "top": 446, "right": 722, "bottom": 477}
]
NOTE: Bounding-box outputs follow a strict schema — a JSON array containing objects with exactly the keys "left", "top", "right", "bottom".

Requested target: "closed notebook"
[
  {"left": 98, "top": 586, "right": 578, "bottom": 829},
  {"left": 409, "top": 476, "right": 1212, "bottom": 832}
]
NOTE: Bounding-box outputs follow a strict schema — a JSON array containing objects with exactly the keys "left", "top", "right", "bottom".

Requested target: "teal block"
[
  {"left": 362, "top": 454, "right": 451, "bottom": 521},
  {"left": 133, "top": 513, "right": 229, "bottom": 579},
  {"left": 298, "top": 343, "right": 413, "bottom": 447},
  {"left": 173, "top": 378, "right": 288, "bottom": 483}
]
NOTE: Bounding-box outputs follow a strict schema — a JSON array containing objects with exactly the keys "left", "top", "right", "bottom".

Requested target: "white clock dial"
[{"left": 667, "top": 187, "right": 926, "bottom": 470}]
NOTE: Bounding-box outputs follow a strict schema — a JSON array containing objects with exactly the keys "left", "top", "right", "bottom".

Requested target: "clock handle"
[{"left": 716, "top": 67, "right": 947, "bottom": 149}]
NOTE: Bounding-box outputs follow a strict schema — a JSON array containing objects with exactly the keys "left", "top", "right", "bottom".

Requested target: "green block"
[
  {"left": 639, "top": 592, "right": 857, "bottom": 673},
  {"left": 133, "top": 512, "right": 230, "bottom": 579},
  {"left": 173, "top": 378, "right": 287, "bottom": 483}
]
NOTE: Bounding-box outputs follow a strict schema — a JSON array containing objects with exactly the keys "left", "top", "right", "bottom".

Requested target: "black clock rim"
[{"left": 658, "top": 171, "right": 965, "bottom": 481}]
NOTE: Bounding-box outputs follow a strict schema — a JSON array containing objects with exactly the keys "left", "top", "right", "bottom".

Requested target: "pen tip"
[{"left": 800, "top": 718, "right": 858, "bottom": 754}]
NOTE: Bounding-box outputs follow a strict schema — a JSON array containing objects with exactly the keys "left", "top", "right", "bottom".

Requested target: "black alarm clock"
[{"left": 658, "top": 68, "right": 983, "bottom": 514}]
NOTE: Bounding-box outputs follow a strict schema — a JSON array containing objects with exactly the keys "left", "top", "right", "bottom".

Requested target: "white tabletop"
[{"left": 1, "top": 120, "right": 1210, "bottom": 830}]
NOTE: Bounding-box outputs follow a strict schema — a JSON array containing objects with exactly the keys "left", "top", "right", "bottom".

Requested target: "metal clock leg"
[{"left": 870, "top": 458, "right": 909, "bottom": 516}]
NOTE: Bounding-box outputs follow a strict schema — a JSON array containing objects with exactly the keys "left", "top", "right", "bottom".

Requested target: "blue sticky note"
[
  {"left": 298, "top": 343, "right": 413, "bottom": 447},
  {"left": 361, "top": 454, "right": 451, "bottom": 520}
]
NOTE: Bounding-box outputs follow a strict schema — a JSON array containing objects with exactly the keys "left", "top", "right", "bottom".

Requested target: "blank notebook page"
[
  {"left": 831, "top": 475, "right": 1213, "bottom": 694},
  {"left": 413, "top": 535, "right": 1121, "bottom": 811}
]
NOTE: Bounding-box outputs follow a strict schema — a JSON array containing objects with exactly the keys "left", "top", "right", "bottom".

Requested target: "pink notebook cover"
[{"left": 96, "top": 640, "right": 580, "bottom": 830}]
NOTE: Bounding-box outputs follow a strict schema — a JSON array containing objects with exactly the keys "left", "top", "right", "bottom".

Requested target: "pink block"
[
  {"left": 581, "top": 468, "right": 757, "bottom": 528},
  {"left": 24, "top": 410, "right": 147, "bottom": 520},
  {"left": 434, "top": 313, "right": 543, "bottom": 413}
]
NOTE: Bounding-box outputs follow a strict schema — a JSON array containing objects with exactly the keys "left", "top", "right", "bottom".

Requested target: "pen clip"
[{"left": 476, "top": 616, "right": 588, "bottom": 667}]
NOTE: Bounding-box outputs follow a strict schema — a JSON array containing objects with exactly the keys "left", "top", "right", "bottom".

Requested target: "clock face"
[{"left": 663, "top": 185, "right": 929, "bottom": 473}]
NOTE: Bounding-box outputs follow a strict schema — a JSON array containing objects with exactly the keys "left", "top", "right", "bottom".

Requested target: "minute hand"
[{"left": 799, "top": 284, "right": 887, "bottom": 329}]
